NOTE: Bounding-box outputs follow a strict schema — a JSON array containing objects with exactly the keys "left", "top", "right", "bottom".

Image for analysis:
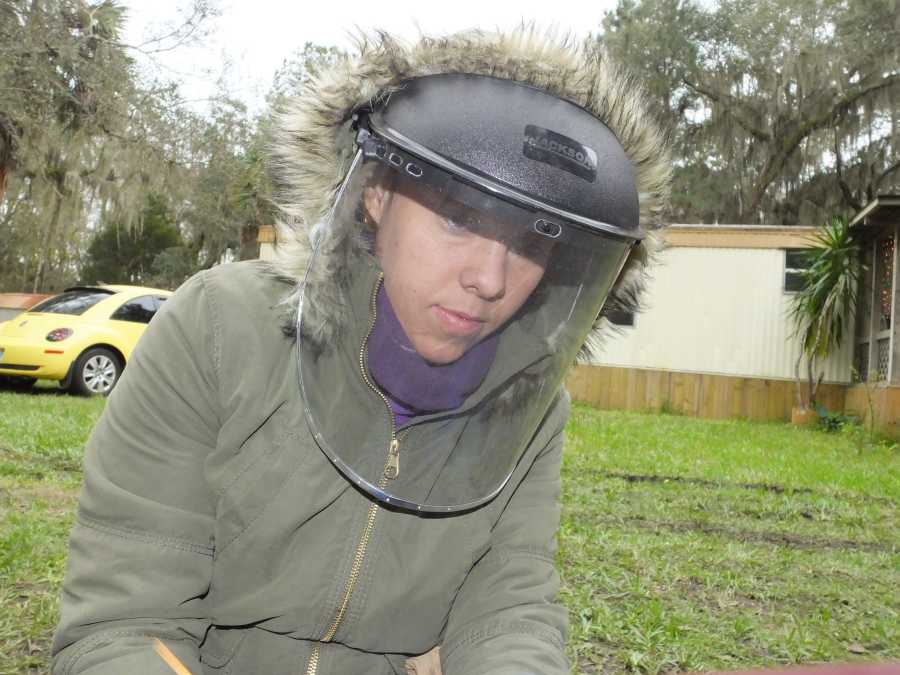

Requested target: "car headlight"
[{"left": 46, "top": 328, "right": 73, "bottom": 342}]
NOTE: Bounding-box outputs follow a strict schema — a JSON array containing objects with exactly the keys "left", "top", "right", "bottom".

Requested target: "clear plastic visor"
[{"left": 297, "top": 150, "right": 634, "bottom": 512}]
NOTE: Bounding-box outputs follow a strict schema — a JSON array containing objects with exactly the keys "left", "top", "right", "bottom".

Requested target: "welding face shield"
[{"left": 297, "top": 74, "right": 643, "bottom": 513}]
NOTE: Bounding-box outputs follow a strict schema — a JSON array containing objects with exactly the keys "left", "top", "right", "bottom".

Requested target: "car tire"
[{"left": 70, "top": 347, "right": 121, "bottom": 396}]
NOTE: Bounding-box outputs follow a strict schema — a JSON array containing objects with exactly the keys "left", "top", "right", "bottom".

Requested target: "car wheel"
[{"left": 70, "top": 347, "right": 121, "bottom": 396}]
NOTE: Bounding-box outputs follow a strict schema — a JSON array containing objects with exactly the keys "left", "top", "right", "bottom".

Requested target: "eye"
[
  {"left": 441, "top": 215, "right": 478, "bottom": 236},
  {"left": 511, "top": 235, "right": 553, "bottom": 263},
  {"left": 442, "top": 217, "right": 466, "bottom": 232}
]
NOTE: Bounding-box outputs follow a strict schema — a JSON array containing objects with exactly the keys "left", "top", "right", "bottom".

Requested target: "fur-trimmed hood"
[{"left": 267, "top": 27, "right": 671, "bottom": 361}]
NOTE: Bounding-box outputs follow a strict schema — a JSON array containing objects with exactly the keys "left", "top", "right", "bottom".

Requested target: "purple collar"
[{"left": 367, "top": 284, "right": 499, "bottom": 423}]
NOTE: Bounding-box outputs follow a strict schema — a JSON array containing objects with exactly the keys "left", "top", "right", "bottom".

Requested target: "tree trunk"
[
  {"left": 806, "top": 332, "right": 826, "bottom": 409},
  {"left": 55, "top": 204, "right": 76, "bottom": 287},
  {"left": 806, "top": 355, "right": 816, "bottom": 409},
  {"left": 794, "top": 352, "right": 805, "bottom": 409},
  {"left": 240, "top": 223, "right": 260, "bottom": 261},
  {"left": 33, "top": 177, "right": 65, "bottom": 292},
  {"left": 0, "top": 105, "right": 18, "bottom": 203},
  {"left": 20, "top": 254, "right": 29, "bottom": 294}
]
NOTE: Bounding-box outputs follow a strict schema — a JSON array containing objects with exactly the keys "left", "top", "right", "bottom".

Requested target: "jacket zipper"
[{"left": 304, "top": 275, "right": 401, "bottom": 675}]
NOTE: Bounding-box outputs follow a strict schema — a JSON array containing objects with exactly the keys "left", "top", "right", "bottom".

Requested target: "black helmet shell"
[{"left": 365, "top": 73, "right": 641, "bottom": 238}]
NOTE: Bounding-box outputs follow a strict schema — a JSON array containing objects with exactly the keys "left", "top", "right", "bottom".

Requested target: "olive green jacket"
[{"left": 51, "top": 260, "right": 571, "bottom": 675}]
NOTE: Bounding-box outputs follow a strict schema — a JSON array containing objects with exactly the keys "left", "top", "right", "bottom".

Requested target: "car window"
[
  {"left": 29, "top": 289, "right": 116, "bottom": 316},
  {"left": 110, "top": 295, "right": 159, "bottom": 324}
]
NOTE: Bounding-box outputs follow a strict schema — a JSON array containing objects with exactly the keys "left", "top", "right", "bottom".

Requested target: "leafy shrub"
[{"left": 814, "top": 404, "right": 857, "bottom": 432}]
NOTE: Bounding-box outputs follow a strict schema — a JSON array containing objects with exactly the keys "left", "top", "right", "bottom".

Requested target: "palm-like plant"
[{"left": 789, "top": 216, "right": 861, "bottom": 411}]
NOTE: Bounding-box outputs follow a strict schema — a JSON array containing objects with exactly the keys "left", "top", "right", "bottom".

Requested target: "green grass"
[
  {"left": 560, "top": 406, "right": 900, "bottom": 674},
  {"left": 0, "top": 392, "right": 897, "bottom": 673},
  {"left": 0, "top": 389, "right": 104, "bottom": 674}
]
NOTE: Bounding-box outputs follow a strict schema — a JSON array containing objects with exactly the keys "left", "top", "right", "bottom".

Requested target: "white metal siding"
[{"left": 593, "top": 247, "right": 853, "bottom": 383}]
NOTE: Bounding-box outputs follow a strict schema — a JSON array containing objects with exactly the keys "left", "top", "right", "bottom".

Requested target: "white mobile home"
[{"left": 593, "top": 224, "right": 851, "bottom": 385}]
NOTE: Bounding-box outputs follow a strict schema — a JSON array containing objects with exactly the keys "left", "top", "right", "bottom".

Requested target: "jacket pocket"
[
  {"left": 203, "top": 628, "right": 323, "bottom": 675},
  {"left": 212, "top": 400, "right": 342, "bottom": 554},
  {"left": 204, "top": 399, "right": 352, "bottom": 627},
  {"left": 347, "top": 505, "right": 492, "bottom": 654},
  {"left": 199, "top": 627, "right": 246, "bottom": 672}
]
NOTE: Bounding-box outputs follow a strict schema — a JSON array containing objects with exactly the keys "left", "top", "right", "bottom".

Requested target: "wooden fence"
[
  {"left": 568, "top": 364, "right": 900, "bottom": 435},
  {"left": 844, "top": 384, "right": 900, "bottom": 437},
  {"left": 566, "top": 365, "right": 846, "bottom": 422}
]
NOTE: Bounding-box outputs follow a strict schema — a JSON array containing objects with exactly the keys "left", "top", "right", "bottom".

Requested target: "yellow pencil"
[{"left": 153, "top": 638, "right": 193, "bottom": 675}]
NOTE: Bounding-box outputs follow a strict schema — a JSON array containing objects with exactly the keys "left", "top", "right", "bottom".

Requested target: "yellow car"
[{"left": 0, "top": 284, "right": 172, "bottom": 395}]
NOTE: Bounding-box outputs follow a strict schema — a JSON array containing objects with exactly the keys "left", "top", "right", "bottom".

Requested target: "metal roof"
[{"left": 850, "top": 195, "right": 900, "bottom": 229}]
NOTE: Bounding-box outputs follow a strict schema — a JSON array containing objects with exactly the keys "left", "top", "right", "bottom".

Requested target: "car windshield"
[{"left": 29, "top": 289, "right": 116, "bottom": 316}]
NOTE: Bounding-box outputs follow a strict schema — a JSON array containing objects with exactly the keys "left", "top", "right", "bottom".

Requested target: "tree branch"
[
  {"left": 749, "top": 71, "right": 900, "bottom": 214},
  {"left": 682, "top": 77, "right": 771, "bottom": 141},
  {"left": 874, "top": 157, "right": 900, "bottom": 192},
  {"left": 831, "top": 71, "right": 900, "bottom": 120},
  {"left": 834, "top": 129, "right": 862, "bottom": 212},
  {"left": 118, "top": 2, "right": 215, "bottom": 56}
]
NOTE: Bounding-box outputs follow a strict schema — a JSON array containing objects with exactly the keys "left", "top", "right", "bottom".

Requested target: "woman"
[{"left": 51, "top": 28, "right": 670, "bottom": 675}]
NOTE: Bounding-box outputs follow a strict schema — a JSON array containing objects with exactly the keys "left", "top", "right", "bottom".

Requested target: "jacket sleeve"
[
  {"left": 439, "top": 396, "right": 571, "bottom": 675},
  {"left": 51, "top": 272, "right": 223, "bottom": 674}
]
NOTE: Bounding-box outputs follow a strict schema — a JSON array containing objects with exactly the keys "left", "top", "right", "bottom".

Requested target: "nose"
[{"left": 461, "top": 239, "right": 507, "bottom": 301}]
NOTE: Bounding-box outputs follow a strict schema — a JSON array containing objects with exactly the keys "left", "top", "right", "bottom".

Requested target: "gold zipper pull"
[{"left": 384, "top": 437, "right": 400, "bottom": 480}]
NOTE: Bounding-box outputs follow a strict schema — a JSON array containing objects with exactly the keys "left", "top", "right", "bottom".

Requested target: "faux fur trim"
[{"left": 268, "top": 27, "right": 671, "bottom": 361}]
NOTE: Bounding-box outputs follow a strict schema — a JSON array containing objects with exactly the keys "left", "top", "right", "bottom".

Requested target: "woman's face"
[{"left": 365, "top": 180, "right": 551, "bottom": 365}]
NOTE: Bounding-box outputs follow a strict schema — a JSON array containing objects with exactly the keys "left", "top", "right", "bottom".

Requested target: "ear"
[{"left": 363, "top": 183, "right": 392, "bottom": 226}]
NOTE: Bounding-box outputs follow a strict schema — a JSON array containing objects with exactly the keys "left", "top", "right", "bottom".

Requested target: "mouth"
[{"left": 433, "top": 306, "right": 486, "bottom": 337}]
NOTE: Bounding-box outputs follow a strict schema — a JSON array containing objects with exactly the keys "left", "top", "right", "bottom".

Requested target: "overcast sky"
[{"left": 122, "top": 0, "right": 620, "bottom": 114}]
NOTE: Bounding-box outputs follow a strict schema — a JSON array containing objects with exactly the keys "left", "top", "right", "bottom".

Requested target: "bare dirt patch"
[
  {"left": 1, "top": 481, "right": 78, "bottom": 515},
  {"left": 594, "top": 470, "right": 896, "bottom": 505},
  {"left": 602, "top": 515, "right": 895, "bottom": 553},
  {"left": 19, "top": 483, "right": 77, "bottom": 503}
]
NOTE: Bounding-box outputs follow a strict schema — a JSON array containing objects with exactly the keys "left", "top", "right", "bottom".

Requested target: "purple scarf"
[{"left": 367, "top": 285, "right": 498, "bottom": 426}]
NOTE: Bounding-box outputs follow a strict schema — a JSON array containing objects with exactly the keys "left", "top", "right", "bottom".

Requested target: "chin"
[
  {"left": 417, "top": 342, "right": 468, "bottom": 366},
  {"left": 422, "top": 351, "right": 465, "bottom": 366}
]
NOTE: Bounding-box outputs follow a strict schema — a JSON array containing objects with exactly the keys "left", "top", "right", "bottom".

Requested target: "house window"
[{"left": 784, "top": 249, "right": 811, "bottom": 292}]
